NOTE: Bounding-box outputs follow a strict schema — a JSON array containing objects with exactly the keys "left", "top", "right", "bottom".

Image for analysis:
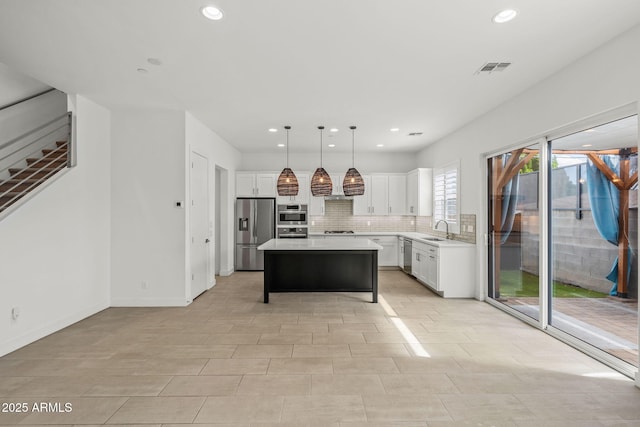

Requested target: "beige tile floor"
[{"left": 1, "top": 270, "right": 639, "bottom": 426}]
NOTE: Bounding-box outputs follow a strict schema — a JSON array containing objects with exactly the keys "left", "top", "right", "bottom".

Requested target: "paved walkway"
[{"left": 504, "top": 296, "right": 638, "bottom": 366}]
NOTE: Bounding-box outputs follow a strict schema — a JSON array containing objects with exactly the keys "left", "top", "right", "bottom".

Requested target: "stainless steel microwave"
[{"left": 277, "top": 204, "right": 308, "bottom": 226}]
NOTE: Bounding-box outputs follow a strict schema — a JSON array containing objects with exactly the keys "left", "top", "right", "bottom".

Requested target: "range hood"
[{"left": 324, "top": 194, "right": 353, "bottom": 201}]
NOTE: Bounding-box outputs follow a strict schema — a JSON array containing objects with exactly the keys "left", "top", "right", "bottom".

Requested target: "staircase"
[{"left": 0, "top": 140, "right": 69, "bottom": 214}]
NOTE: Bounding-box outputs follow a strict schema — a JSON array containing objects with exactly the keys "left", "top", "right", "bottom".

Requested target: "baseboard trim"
[
  {"left": 110, "top": 297, "right": 190, "bottom": 307},
  {"left": 0, "top": 301, "right": 109, "bottom": 357}
]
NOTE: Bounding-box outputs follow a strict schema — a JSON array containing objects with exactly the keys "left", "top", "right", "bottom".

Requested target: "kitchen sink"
[{"left": 423, "top": 237, "right": 443, "bottom": 241}]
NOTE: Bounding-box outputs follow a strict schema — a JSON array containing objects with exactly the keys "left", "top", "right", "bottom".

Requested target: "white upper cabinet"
[
  {"left": 308, "top": 193, "right": 325, "bottom": 215},
  {"left": 236, "top": 172, "right": 277, "bottom": 197},
  {"left": 370, "top": 175, "right": 388, "bottom": 216},
  {"left": 352, "top": 175, "right": 388, "bottom": 216},
  {"left": 352, "top": 175, "right": 371, "bottom": 215},
  {"left": 387, "top": 174, "right": 407, "bottom": 215},
  {"left": 277, "top": 173, "right": 309, "bottom": 204},
  {"left": 406, "top": 168, "right": 432, "bottom": 216}
]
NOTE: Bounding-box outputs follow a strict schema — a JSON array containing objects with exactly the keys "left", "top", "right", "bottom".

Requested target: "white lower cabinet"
[
  {"left": 368, "top": 236, "right": 397, "bottom": 267},
  {"left": 411, "top": 240, "right": 474, "bottom": 297},
  {"left": 411, "top": 243, "right": 428, "bottom": 283},
  {"left": 325, "top": 235, "right": 397, "bottom": 267}
]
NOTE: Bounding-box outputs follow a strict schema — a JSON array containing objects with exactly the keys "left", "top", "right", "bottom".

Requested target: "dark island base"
[{"left": 263, "top": 250, "right": 378, "bottom": 303}]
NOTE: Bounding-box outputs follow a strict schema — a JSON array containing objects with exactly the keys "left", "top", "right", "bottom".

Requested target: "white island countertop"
[{"left": 258, "top": 237, "right": 383, "bottom": 251}]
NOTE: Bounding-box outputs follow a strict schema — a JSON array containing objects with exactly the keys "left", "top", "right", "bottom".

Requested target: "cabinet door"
[
  {"left": 426, "top": 252, "right": 438, "bottom": 290},
  {"left": 236, "top": 173, "right": 256, "bottom": 197},
  {"left": 256, "top": 174, "right": 276, "bottom": 196},
  {"left": 398, "top": 238, "right": 404, "bottom": 267},
  {"left": 406, "top": 170, "right": 418, "bottom": 214},
  {"left": 370, "top": 236, "right": 397, "bottom": 266},
  {"left": 352, "top": 175, "right": 371, "bottom": 215},
  {"left": 388, "top": 175, "right": 407, "bottom": 215},
  {"left": 411, "top": 248, "right": 419, "bottom": 277},
  {"left": 370, "top": 175, "right": 388, "bottom": 216},
  {"left": 308, "top": 193, "right": 325, "bottom": 215},
  {"left": 278, "top": 173, "right": 309, "bottom": 204}
]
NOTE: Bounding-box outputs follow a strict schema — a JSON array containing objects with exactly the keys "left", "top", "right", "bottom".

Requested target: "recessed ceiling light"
[
  {"left": 376, "top": 144, "right": 384, "bottom": 148},
  {"left": 137, "top": 68, "right": 148, "bottom": 74},
  {"left": 330, "top": 128, "right": 339, "bottom": 132},
  {"left": 582, "top": 144, "right": 593, "bottom": 147},
  {"left": 492, "top": 9, "right": 517, "bottom": 23},
  {"left": 201, "top": 6, "right": 224, "bottom": 20},
  {"left": 268, "top": 128, "right": 278, "bottom": 132},
  {"left": 277, "top": 143, "right": 285, "bottom": 147},
  {"left": 328, "top": 144, "right": 336, "bottom": 148},
  {"left": 390, "top": 128, "right": 399, "bottom": 132},
  {"left": 585, "top": 128, "right": 596, "bottom": 133}
]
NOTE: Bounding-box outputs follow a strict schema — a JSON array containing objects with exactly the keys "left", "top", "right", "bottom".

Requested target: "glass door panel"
[
  {"left": 488, "top": 144, "right": 541, "bottom": 320},
  {"left": 549, "top": 115, "right": 638, "bottom": 367}
]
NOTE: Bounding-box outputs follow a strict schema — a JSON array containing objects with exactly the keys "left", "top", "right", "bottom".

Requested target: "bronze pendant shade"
[
  {"left": 277, "top": 126, "right": 299, "bottom": 196},
  {"left": 343, "top": 126, "right": 365, "bottom": 196},
  {"left": 311, "top": 126, "right": 333, "bottom": 196}
]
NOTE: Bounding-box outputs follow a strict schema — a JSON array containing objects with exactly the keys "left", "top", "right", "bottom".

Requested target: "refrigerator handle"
[{"left": 253, "top": 200, "right": 258, "bottom": 240}]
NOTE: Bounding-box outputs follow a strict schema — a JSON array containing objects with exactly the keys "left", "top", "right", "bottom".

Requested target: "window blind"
[{"left": 433, "top": 161, "right": 459, "bottom": 231}]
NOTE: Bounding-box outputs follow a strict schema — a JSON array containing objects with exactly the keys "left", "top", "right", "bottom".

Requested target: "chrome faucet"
[{"left": 435, "top": 220, "right": 450, "bottom": 239}]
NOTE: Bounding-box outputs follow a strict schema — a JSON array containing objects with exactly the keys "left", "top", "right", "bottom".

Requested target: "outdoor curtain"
[
  {"left": 586, "top": 155, "right": 631, "bottom": 295},
  {"left": 499, "top": 155, "right": 520, "bottom": 244}
]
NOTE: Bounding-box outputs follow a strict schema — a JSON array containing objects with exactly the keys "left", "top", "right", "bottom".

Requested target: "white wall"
[
  {"left": 110, "top": 109, "right": 188, "bottom": 306},
  {"left": 0, "top": 94, "right": 111, "bottom": 356},
  {"left": 416, "top": 26, "right": 640, "bottom": 296},
  {"left": 0, "top": 62, "right": 50, "bottom": 109},
  {"left": 185, "top": 112, "right": 242, "bottom": 278},
  {"left": 240, "top": 151, "right": 417, "bottom": 174}
]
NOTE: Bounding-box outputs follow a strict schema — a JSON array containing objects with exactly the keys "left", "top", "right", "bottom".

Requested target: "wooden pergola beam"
[{"left": 586, "top": 153, "right": 624, "bottom": 190}]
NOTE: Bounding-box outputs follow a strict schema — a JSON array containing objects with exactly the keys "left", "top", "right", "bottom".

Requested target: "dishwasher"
[{"left": 403, "top": 238, "right": 412, "bottom": 274}]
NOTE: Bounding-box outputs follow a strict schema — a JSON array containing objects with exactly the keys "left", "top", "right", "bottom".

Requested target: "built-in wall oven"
[
  {"left": 277, "top": 227, "right": 309, "bottom": 238},
  {"left": 277, "top": 204, "right": 308, "bottom": 226}
]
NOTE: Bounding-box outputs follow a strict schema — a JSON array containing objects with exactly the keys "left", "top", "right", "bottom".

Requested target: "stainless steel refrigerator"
[{"left": 235, "top": 198, "right": 275, "bottom": 270}]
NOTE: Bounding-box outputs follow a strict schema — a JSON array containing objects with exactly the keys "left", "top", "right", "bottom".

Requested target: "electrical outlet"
[
  {"left": 410, "top": 220, "right": 415, "bottom": 225},
  {"left": 367, "top": 221, "right": 371, "bottom": 226},
  {"left": 468, "top": 225, "right": 474, "bottom": 232}
]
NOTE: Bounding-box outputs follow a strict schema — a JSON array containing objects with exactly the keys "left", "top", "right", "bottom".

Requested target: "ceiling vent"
[
  {"left": 476, "top": 62, "right": 511, "bottom": 74},
  {"left": 408, "top": 132, "right": 423, "bottom": 136}
]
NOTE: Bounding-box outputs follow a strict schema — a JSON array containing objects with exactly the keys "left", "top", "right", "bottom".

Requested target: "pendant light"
[
  {"left": 343, "top": 125, "right": 365, "bottom": 196},
  {"left": 311, "top": 126, "right": 333, "bottom": 196},
  {"left": 276, "top": 125, "right": 299, "bottom": 196}
]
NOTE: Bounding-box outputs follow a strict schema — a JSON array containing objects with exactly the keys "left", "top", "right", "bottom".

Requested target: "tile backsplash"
[
  {"left": 415, "top": 214, "right": 477, "bottom": 244},
  {"left": 309, "top": 199, "right": 476, "bottom": 244}
]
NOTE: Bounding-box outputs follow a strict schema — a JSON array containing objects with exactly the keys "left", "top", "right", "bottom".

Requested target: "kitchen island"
[{"left": 257, "top": 238, "right": 382, "bottom": 303}]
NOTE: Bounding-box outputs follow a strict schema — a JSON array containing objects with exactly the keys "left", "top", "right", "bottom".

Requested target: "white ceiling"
[{"left": 1, "top": 1, "right": 639, "bottom": 154}]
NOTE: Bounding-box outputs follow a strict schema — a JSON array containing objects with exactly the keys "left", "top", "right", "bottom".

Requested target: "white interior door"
[{"left": 190, "top": 151, "right": 209, "bottom": 299}]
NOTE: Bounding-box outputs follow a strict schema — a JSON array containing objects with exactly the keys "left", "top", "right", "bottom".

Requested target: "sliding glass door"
[
  {"left": 549, "top": 116, "right": 638, "bottom": 367},
  {"left": 488, "top": 114, "right": 638, "bottom": 372},
  {"left": 488, "top": 143, "right": 541, "bottom": 321}
]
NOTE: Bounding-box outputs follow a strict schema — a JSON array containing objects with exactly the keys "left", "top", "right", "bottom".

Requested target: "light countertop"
[
  {"left": 308, "top": 231, "right": 474, "bottom": 247},
  {"left": 258, "top": 238, "right": 383, "bottom": 251}
]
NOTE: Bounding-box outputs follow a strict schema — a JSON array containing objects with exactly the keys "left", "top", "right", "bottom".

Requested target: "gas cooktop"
[{"left": 324, "top": 230, "right": 355, "bottom": 234}]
